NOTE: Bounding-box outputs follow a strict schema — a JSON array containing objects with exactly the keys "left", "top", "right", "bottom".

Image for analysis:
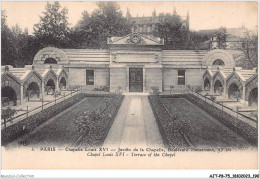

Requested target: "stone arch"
[
  {"left": 23, "top": 72, "right": 42, "bottom": 99},
  {"left": 59, "top": 77, "right": 67, "bottom": 89},
  {"left": 204, "top": 78, "right": 211, "bottom": 90},
  {"left": 1, "top": 73, "right": 21, "bottom": 104},
  {"left": 2, "top": 86, "right": 18, "bottom": 106},
  {"left": 43, "top": 70, "right": 57, "bottom": 92},
  {"left": 226, "top": 73, "right": 243, "bottom": 99},
  {"left": 214, "top": 80, "right": 223, "bottom": 94},
  {"left": 33, "top": 47, "right": 68, "bottom": 65},
  {"left": 25, "top": 82, "right": 41, "bottom": 100},
  {"left": 44, "top": 58, "right": 57, "bottom": 64},
  {"left": 248, "top": 88, "right": 257, "bottom": 106},
  {"left": 245, "top": 75, "right": 258, "bottom": 104},
  {"left": 212, "top": 59, "right": 225, "bottom": 66},
  {"left": 203, "top": 49, "right": 235, "bottom": 67},
  {"left": 202, "top": 70, "right": 212, "bottom": 90},
  {"left": 228, "top": 83, "right": 240, "bottom": 99},
  {"left": 46, "top": 79, "right": 55, "bottom": 95},
  {"left": 57, "top": 68, "right": 68, "bottom": 90},
  {"left": 212, "top": 72, "right": 225, "bottom": 94}
]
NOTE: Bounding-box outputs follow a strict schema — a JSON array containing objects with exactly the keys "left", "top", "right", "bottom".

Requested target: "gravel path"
[{"left": 103, "top": 95, "right": 164, "bottom": 147}]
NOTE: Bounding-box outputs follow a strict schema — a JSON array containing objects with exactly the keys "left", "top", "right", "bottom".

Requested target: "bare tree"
[{"left": 234, "top": 29, "right": 258, "bottom": 69}]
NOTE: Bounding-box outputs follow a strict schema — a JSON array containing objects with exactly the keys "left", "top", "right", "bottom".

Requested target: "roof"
[
  {"left": 107, "top": 33, "right": 164, "bottom": 46},
  {"left": 226, "top": 27, "right": 247, "bottom": 38},
  {"left": 61, "top": 49, "right": 110, "bottom": 64},
  {"left": 236, "top": 69, "right": 256, "bottom": 82},
  {"left": 219, "top": 68, "right": 233, "bottom": 78},
  {"left": 9, "top": 68, "right": 30, "bottom": 80},
  {"left": 162, "top": 50, "right": 207, "bottom": 67}
]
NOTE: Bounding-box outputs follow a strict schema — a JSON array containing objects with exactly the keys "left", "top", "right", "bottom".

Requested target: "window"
[
  {"left": 44, "top": 58, "right": 57, "bottom": 64},
  {"left": 213, "top": 59, "right": 225, "bottom": 66},
  {"left": 147, "top": 26, "right": 151, "bottom": 33},
  {"left": 86, "top": 70, "right": 94, "bottom": 85},
  {"left": 139, "top": 26, "right": 143, "bottom": 33},
  {"left": 178, "top": 70, "right": 185, "bottom": 85}
]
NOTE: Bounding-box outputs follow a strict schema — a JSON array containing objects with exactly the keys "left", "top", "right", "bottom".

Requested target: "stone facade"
[
  {"left": 1, "top": 32, "right": 257, "bottom": 106},
  {"left": 245, "top": 75, "right": 258, "bottom": 101}
]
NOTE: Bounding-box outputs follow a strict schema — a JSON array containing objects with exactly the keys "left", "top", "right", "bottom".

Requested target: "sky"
[{"left": 2, "top": 1, "right": 258, "bottom": 35}]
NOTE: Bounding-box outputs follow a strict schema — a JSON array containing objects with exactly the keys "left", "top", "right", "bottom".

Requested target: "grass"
[
  {"left": 160, "top": 97, "right": 251, "bottom": 149},
  {"left": 15, "top": 97, "right": 109, "bottom": 147}
]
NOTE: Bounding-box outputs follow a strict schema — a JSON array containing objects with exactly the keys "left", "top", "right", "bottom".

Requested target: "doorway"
[{"left": 129, "top": 68, "right": 143, "bottom": 92}]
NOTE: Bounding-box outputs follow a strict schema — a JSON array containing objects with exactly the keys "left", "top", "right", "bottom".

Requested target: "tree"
[
  {"left": 73, "top": 2, "right": 132, "bottom": 49},
  {"left": 153, "top": 13, "right": 190, "bottom": 50},
  {"left": 1, "top": 10, "right": 18, "bottom": 67},
  {"left": 234, "top": 29, "right": 258, "bottom": 69},
  {"left": 188, "top": 31, "right": 210, "bottom": 50},
  {"left": 215, "top": 27, "right": 228, "bottom": 49},
  {"left": 34, "top": 2, "right": 71, "bottom": 48}
]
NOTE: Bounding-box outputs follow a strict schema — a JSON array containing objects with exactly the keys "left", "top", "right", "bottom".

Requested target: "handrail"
[
  {"left": 188, "top": 89, "right": 256, "bottom": 123},
  {"left": 1, "top": 88, "right": 81, "bottom": 127}
]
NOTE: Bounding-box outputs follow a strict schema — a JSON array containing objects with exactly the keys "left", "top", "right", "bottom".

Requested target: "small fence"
[
  {"left": 188, "top": 89, "right": 257, "bottom": 124},
  {"left": 1, "top": 88, "right": 82, "bottom": 130}
]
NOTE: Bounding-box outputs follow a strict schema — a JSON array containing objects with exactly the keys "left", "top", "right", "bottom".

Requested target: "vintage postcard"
[{"left": 1, "top": 0, "right": 258, "bottom": 176}]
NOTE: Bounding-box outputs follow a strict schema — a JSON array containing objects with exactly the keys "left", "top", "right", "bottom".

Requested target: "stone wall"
[
  {"left": 145, "top": 68, "right": 162, "bottom": 92},
  {"left": 162, "top": 68, "right": 178, "bottom": 91},
  {"left": 186, "top": 69, "right": 202, "bottom": 87},
  {"left": 68, "top": 68, "right": 86, "bottom": 86},
  {"left": 94, "top": 68, "right": 110, "bottom": 88},
  {"left": 110, "top": 67, "right": 126, "bottom": 92}
]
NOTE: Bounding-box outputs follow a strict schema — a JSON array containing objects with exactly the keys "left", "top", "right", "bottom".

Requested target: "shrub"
[
  {"left": 1, "top": 93, "right": 85, "bottom": 145},
  {"left": 210, "top": 96, "right": 216, "bottom": 101},
  {"left": 183, "top": 94, "right": 257, "bottom": 146},
  {"left": 148, "top": 96, "right": 188, "bottom": 147},
  {"left": 194, "top": 86, "right": 202, "bottom": 93},
  {"left": 151, "top": 86, "right": 160, "bottom": 95},
  {"left": 78, "top": 95, "right": 124, "bottom": 146},
  {"left": 93, "top": 86, "right": 110, "bottom": 92},
  {"left": 2, "top": 107, "right": 17, "bottom": 130}
]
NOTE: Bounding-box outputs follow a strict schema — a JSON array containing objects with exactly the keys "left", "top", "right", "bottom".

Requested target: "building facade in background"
[{"left": 126, "top": 8, "right": 190, "bottom": 37}]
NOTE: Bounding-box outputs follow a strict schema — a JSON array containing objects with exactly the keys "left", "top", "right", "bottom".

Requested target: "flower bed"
[
  {"left": 148, "top": 95, "right": 189, "bottom": 148},
  {"left": 74, "top": 95, "right": 124, "bottom": 146},
  {"left": 182, "top": 94, "right": 257, "bottom": 146},
  {"left": 150, "top": 94, "right": 257, "bottom": 147},
  {"left": 2, "top": 93, "right": 85, "bottom": 145}
]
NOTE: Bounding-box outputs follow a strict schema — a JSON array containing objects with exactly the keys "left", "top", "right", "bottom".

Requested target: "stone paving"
[{"left": 103, "top": 95, "right": 164, "bottom": 148}]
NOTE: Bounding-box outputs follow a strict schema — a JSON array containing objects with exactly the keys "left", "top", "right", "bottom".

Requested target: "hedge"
[
  {"left": 182, "top": 94, "right": 258, "bottom": 146},
  {"left": 2, "top": 93, "right": 85, "bottom": 145},
  {"left": 148, "top": 95, "right": 189, "bottom": 148},
  {"left": 78, "top": 95, "right": 124, "bottom": 146}
]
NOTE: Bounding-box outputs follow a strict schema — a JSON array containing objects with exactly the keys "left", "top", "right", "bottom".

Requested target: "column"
[
  {"left": 126, "top": 67, "right": 129, "bottom": 92},
  {"left": 20, "top": 84, "right": 23, "bottom": 105},
  {"left": 42, "top": 80, "right": 45, "bottom": 101},
  {"left": 210, "top": 79, "right": 214, "bottom": 93},
  {"left": 56, "top": 77, "right": 59, "bottom": 91},
  {"left": 143, "top": 68, "right": 146, "bottom": 92},
  {"left": 242, "top": 83, "right": 246, "bottom": 101},
  {"left": 223, "top": 81, "right": 227, "bottom": 98}
]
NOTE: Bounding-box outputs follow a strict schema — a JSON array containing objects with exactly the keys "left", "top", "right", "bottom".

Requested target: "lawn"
[
  {"left": 14, "top": 97, "right": 110, "bottom": 147},
  {"left": 160, "top": 97, "right": 251, "bottom": 149}
]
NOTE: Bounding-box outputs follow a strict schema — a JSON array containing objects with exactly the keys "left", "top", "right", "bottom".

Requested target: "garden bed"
[
  {"left": 2, "top": 93, "right": 85, "bottom": 145},
  {"left": 2, "top": 94, "right": 124, "bottom": 147},
  {"left": 183, "top": 94, "right": 257, "bottom": 146},
  {"left": 149, "top": 94, "right": 257, "bottom": 148}
]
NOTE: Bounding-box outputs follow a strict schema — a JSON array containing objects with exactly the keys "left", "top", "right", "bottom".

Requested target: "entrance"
[{"left": 129, "top": 68, "right": 143, "bottom": 92}]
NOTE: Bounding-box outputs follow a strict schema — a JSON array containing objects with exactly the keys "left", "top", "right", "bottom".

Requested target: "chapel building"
[{"left": 1, "top": 32, "right": 258, "bottom": 106}]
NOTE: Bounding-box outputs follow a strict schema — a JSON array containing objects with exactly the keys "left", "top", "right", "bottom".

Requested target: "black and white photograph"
[{"left": 1, "top": 0, "right": 258, "bottom": 177}]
